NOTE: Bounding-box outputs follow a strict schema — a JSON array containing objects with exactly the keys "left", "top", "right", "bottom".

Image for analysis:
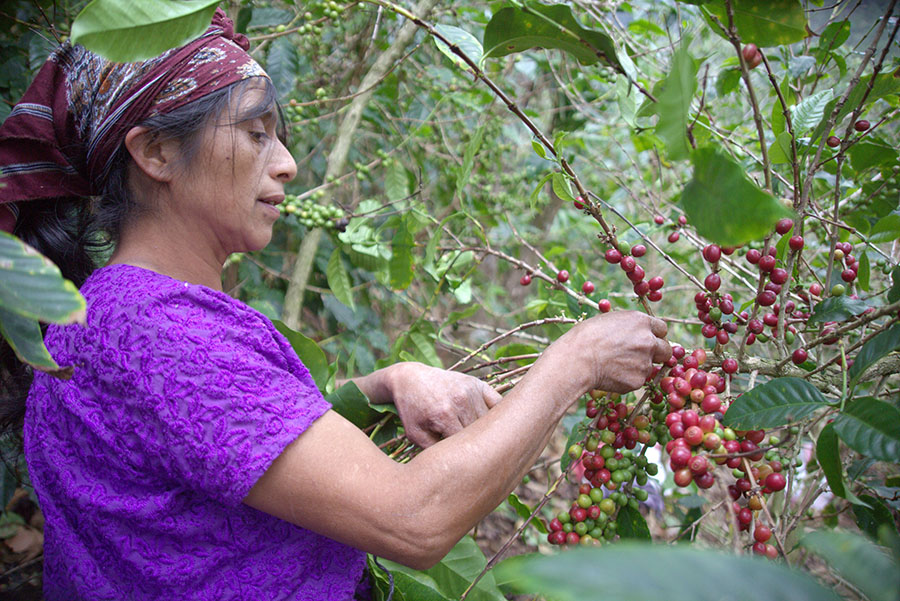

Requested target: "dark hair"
[{"left": 0, "top": 76, "right": 286, "bottom": 433}]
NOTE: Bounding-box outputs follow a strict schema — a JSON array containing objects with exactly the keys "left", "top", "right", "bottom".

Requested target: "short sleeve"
[{"left": 61, "top": 268, "right": 331, "bottom": 507}]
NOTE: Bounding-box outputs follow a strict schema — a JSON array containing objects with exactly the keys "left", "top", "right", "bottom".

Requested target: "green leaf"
[
  {"left": 483, "top": 2, "right": 621, "bottom": 69},
  {"left": 265, "top": 37, "right": 299, "bottom": 101},
  {"left": 433, "top": 24, "right": 483, "bottom": 72},
  {"left": 680, "top": 147, "right": 793, "bottom": 247},
  {"left": 390, "top": 217, "right": 415, "bottom": 291},
  {"left": 810, "top": 73, "right": 900, "bottom": 148},
  {"left": 507, "top": 493, "right": 548, "bottom": 534},
  {"left": 715, "top": 68, "right": 741, "bottom": 97},
  {"left": 653, "top": 40, "right": 698, "bottom": 161},
  {"left": 70, "top": 0, "right": 221, "bottom": 62},
  {"left": 790, "top": 90, "right": 833, "bottom": 133},
  {"left": 0, "top": 305, "right": 69, "bottom": 376},
  {"left": 531, "top": 140, "right": 548, "bottom": 159},
  {"left": 852, "top": 495, "right": 896, "bottom": 541},
  {"left": 849, "top": 140, "right": 898, "bottom": 172},
  {"left": 409, "top": 329, "right": 442, "bottom": 368},
  {"left": 457, "top": 125, "right": 485, "bottom": 201},
  {"left": 833, "top": 397, "right": 900, "bottom": 463},
  {"left": 849, "top": 323, "right": 900, "bottom": 386},
  {"left": 816, "top": 423, "right": 868, "bottom": 505},
  {"left": 722, "top": 377, "right": 830, "bottom": 430},
  {"left": 816, "top": 20, "right": 851, "bottom": 51},
  {"left": 869, "top": 212, "right": 900, "bottom": 243},
  {"left": 702, "top": 0, "right": 808, "bottom": 47},
  {"left": 891, "top": 266, "right": 900, "bottom": 303},
  {"left": 616, "top": 74, "right": 638, "bottom": 129},
  {"left": 801, "top": 530, "right": 900, "bottom": 601},
  {"left": 326, "top": 248, "right": 356, "bottom": 311},
  {"left": 380, "top": 536, "right": 506, "bottom": 601},
  {"left": 808, "top": 296, "right": 870, "bottom": 325},
  {"left": 273, "top": 320, "right": 329, "bottom": 391},
  {"left": 856, "top": 251, "right": 870, "bottom": 292},
  {"left": 386, "top": 162, "right": 412, "bottom": 202},
  {"left": 495, "top": 544, "right": 842, "bottom": 601},
  {"left": 768, "top": 131, "right": 792, "bottom": 164},
  {"left": 529, "top": 172, "right": 554, "bottom": 210},
  {"left": 324, "top": 381, "right": 387, "bottom": 429},
  {"left": 617, "top": 504, "right": 651, "bottom": 540},
  {"left": 0, "top": 232, "right": 85, "bottom": 324},
  {"left": 551, "top": 173, "right": 575, "bottom": 202}
]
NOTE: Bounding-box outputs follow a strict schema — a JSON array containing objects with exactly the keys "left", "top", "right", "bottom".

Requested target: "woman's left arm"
[{"left": 345, "top": 363, "right": 502, "bottom": 447}]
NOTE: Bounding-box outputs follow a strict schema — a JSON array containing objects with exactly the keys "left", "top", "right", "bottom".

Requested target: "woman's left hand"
[{"left": 351, "top": 362, "right": 502, "bottom": 447}]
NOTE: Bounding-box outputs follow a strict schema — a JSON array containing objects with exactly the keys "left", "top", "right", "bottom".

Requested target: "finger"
[
  {"left": 653, "top": 338, "right": 673, "bottom": 364},
  {"left": 436, "top": 415, "right": 465, "bottom": 439},
  {"left": 649, "top": 317, "right": 668, "bottom": 339},
  {"left": 482, "top": 383, "right": 503, "bottom": 409},
  {"left": 406, "top": 425, "right": 442, "bottom": 449}
]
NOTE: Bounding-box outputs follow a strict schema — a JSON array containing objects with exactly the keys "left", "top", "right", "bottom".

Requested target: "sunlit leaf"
[
  {"left": 680, "top": 147, "right": 793, "bottom": 247},
  {"left": 483, "top": 1, "right": 621, "bottom": 69},
  {"left": 327, "top": 248, "right": 356, "bottom": 311},
  {"left": 71, "top": 0, "right": 220, "bottom": 62},
  {"left": 816, "top": 423, "right": 868, "bottom": 506},
  {"left": 790, "top": 90, "right": 832, "bottom": 133},
  {"left": 0, "top": 305, "right": 70, "bottom": 377},
  {"left": 273, "top": 320, "right": 329, "bottom": 391},
  {"left": 0, "top": 232, "right": 85, "bottom": 324},
  {"left": 654, "top": 40, "right": 698, "bottom": 161},
  {"left": 433, "top": 24, "right": 483, "bottom": 72},
  {"left": 701, "top": 0, "right": 808, "bottom": 47}
]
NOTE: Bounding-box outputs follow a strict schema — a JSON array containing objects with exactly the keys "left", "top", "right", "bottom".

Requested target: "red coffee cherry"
[
  {"left": 557, "top": 270, "right": 569, "bottom": 283},
  {"left": 520, "top": 274, "right": 532, "bottom": 286},
  {"left": 826, "top": 135, "right": 841, "bottom": 148},
  {"left": 854, "top": 120, "right": 870, "bottom": 132},
  {"left": 775, "top": 218, "right": 793, "bottom": 235},
  {"left": 582, "top": 281, "right": 595, "bottom": 294},
  {"left": 791, "top": 348, "right": 808, "bottom": 365}
]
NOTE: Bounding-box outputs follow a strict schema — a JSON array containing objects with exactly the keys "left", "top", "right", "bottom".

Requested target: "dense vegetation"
[{"left": 1, "top": 1, "right": 899, "bottom": 599}]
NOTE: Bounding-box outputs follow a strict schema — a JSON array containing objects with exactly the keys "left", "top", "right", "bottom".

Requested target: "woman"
[{"left": 0, "top": 10, "right": 670, "bottom": 600}]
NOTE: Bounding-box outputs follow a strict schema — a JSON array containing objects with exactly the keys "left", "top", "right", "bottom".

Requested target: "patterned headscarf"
[{"left": 0, "top": 9, "right": 267, "bottom": 233}]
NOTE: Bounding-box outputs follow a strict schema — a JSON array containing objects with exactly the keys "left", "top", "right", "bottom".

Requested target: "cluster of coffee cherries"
[
  {"left": 603, "top": 241, "right": 665, "bottom": 303},
  {"left": 546, "top": 392, "right": 660, "bottom": 546},
  {"left": 281, "top": 193, "right": 349, "bottom": 231},
  {"left": 826, "top": 119, "right": 871, "bottom": 148},
  {"left": 658, "top": 346, "right": 789, "bottom": 559}
]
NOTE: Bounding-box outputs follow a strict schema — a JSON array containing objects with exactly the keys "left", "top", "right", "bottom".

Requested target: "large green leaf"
[
  {"left": 617, "top": 504, "right": 651, "bottom": 540},
  {"left": 848, "top": 323, "right": 900, "bottom": 386},
  {"left": 379, "top": 536, "right": 506, "bottom": 601},
  {"left": 680, "top": 147, "right": 793, "bottom": 247},
  {"left": 833, "top": 397, "right": 900, "bottom": 463},
  {"left": 808, "top": 296, "right": 870, "bottom": 325},
  {"left": 433, "top": 24, "right": 483, "bottom": 73},
  {"left": 801, "top": 530, "right": 900, "bottom": 601},
  {"left": 702, "top": 0, "right": 808, "bottom": 47},
  {"left": 722, "top": 377, "right": 831, "bottom": 429},
  {"left": 326, "top": 248, "right": 356, "bottom": 311},
  {"left": 70, "top": 0, "right": 221, "bottom": 62},
  {"left": 483, "top": 2, "right": 621, "bottom": 69},
  {"left": 495, "top": 544, "right": 841, "bottom": 601},
  {"left": 0, "top": 232, "right": 85, "bottom": 324},
  {"left": 273, "top": 320, "right": 329, "bottom": 391},
  {"left": 849, "top": 140, "right": 899, "bottom": 173},
  {"left": 869, "top": 211, "right": 900, "bottom": 244},
  {"left": 0, "top": 305, "right": 69, "bottom": 377},
  {"left": 654, "top": 40, "right": 698, "bottom": 161},
  {"left": 265, "top": 37, "right": 299, "bottom": 101},
  {"left": 816, "top": 423, "right": 867, "bottom": 506}
]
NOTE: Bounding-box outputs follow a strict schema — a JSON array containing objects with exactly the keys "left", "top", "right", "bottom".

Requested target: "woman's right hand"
[{"left": 536, "top": 310, "right": 671, "bottom": 397}]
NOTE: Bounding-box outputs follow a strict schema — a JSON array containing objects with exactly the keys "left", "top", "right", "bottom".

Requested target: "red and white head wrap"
[{"left": 0, "top": 9, "right": 268, "bottom": 232}]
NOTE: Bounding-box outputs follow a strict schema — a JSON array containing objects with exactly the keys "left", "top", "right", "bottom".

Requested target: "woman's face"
[{"left": 167, "top": 82, "right": 296, "bottom": 263}]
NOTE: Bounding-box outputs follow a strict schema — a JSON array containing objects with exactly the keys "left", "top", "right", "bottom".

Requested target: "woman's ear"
[{"left": 124, "top": 126, "right": 179, "bottom": 183}]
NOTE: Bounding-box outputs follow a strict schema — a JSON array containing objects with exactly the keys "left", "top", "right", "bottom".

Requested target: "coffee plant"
[{"left": 2, "top": 1, "right": 899, "bottom": 599}]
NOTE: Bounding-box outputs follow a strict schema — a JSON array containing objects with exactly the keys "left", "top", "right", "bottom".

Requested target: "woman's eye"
[{"left": 250, "top": 131, "right": 268, "bottom": 142}]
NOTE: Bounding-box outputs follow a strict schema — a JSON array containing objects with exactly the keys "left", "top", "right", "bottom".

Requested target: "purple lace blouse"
[{"left": 25, "top": 264, "right": 367, "bottom": 600}]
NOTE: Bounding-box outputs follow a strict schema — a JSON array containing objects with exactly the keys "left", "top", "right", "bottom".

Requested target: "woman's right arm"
[{"left": 243, "top": 310, "right": 670, "bottom": 569}]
